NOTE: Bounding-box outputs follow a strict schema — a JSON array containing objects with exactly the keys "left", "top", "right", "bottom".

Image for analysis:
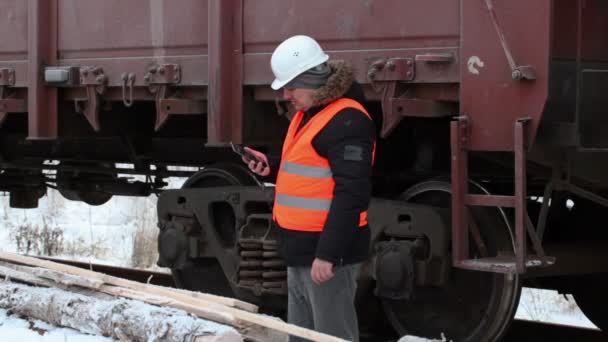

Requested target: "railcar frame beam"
[
  {"left": 207, "top": 0, "right": 243, "bottom": 146},
  {"left": 27, "top": 0, "right": 58, "bottom": 139}
]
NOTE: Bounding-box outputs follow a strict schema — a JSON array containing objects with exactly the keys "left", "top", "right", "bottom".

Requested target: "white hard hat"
[{"left": 270, "top": 35, "right": 329, "bottom": 90}]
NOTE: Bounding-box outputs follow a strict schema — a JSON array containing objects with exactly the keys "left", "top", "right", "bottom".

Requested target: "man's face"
[{"left": 283, "top": 87, "right": 315, "bottom": 112}]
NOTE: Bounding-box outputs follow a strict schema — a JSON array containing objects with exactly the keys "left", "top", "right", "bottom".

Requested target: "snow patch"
[{"left": 515, "top": 287, "right": 597, "bottom": 329}]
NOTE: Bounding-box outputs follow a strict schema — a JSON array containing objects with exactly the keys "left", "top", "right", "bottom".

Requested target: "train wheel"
[
  {"left": 381, "top": 181, "right": 521, "bottom": 342},
  {"left": 170, "top": 163, "right": 259, "bottom": 293},
  {"left": 570, "top": 273, "right": 608, "bottom": 332},
  {"left": 181, "top": 164, "right": 261, "bottom": 189}
]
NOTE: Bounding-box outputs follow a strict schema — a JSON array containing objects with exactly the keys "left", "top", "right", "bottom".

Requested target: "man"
[{"left": 243, "top": 35, "right": 375, "bottom": 342}]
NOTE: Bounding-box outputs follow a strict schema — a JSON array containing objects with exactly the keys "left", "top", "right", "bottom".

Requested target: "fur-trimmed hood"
[{"left": 310, "top": 60, "right": 355, "bottom": 107}]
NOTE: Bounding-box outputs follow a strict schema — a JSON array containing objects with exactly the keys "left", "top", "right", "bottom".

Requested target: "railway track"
[
  {"left": 38, "top": 257, "right": 175, "bottom": 288},
  {"left": 43, "top": 257, "right": 606, "bottom": 342}
]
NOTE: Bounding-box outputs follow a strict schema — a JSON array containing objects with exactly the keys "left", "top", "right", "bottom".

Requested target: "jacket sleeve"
[
  {"left": 313, "top": 108, "right": 376, "bottom": 264},
  {"left": 265, "top": 153, "right": 282, "bottom": 181},
  {"left": 255, "top": 143, "right": 282, "bottom": 182}
]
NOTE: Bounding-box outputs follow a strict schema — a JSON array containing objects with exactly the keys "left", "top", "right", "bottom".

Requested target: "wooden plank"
[
  {"left": 95, "top": 285, "right": 285, "bottom": 342},
  {"left": 32, "top": 267, "right": 105, "bottom": 289},
  {"left": 195, "top": 334, "right": 243, "bottom": 342},
  {"left": 0, "top": 252, "right": 255, "bottom": 312},
  {"left": 169, "top": 285, "right": 258, "bottom": 313},
  {"left": 0, "top": 263, "right": 117, "bottom": 301},
  {"left": 0, "top": 264, "right": 56, "bottom": 288},
  {"left": 0, "top": 252, "right": 347, "bottom": 342},
  {"left": 37, "top": 256, "right": 257, "bottom": 312}
]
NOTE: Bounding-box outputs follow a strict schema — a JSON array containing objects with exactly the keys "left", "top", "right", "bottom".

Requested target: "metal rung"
[
  {"left": 455, "top": 255, "right": 556, "bottom": 274},
  {"left": 465, "top": 194, "right": 515, "bottom": 207}
]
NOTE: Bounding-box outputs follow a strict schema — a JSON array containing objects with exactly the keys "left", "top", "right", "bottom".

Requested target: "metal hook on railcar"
[{"left": 121, "top": 72, "right": 135, "bottom": 107}]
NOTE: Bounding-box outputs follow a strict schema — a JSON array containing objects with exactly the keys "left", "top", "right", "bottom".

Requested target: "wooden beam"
[{"left": 0, "top": 252, "right": 256, "bottom": 312}]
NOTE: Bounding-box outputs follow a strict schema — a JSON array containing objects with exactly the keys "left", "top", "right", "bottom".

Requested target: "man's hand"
[
  {"left": 243, "top": 147, "right": 270, "bottom": 176},
  {"left": 311, "top": 258, "right": 335, "bottom": 284}
]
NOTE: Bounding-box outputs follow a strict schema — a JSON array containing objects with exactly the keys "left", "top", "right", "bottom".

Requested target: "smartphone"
[{"left": 230, "top": 142, "right": 267, "bottom": 168}]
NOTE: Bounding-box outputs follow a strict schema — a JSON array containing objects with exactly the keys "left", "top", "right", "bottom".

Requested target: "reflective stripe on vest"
[
  {"left": 273, "top": 98, "right": 374, "bottom": 232},
  {"left": 282, "top": 162, "right": 333, "bottom": 178},
  {"left": 276, "top": 194, "right": 332, "bottom": 210}
]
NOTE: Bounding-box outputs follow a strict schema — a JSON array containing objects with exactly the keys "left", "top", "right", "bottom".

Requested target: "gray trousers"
[{"left": 287, "top": 264, "right": 360, "bottom": 342}]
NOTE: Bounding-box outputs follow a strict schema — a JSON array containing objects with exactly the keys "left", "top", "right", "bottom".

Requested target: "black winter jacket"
[{"left": 272, "top": 61, "right": 376, "bottom": 267}]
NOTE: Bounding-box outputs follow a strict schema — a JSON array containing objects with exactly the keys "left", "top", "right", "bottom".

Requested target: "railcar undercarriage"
[{"left": 154, "top": 163, "right": 527, "bottom": 341}]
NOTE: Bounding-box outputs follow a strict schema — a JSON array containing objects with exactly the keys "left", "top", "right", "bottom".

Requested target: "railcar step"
[{"left": 455, "top": 255, "right": 556, "bottom": 274}]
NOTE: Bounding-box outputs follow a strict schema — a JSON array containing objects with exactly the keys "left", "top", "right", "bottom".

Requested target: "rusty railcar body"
[{"left": 1, "top": 1, "right": 607, "bottom": 341}]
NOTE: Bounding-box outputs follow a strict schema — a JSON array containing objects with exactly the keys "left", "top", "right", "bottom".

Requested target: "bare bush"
[
  {"left": 519, "top": 288, "right": 550, "bottom": 321},
  {"left": 130, "top": 198, "right": 159, "bottom": 268},
  {"left": 62, "top": 236, "right": 110, "bottom": 260},
  {"left": 518, "top": 288, "right": 586, "bottom": 324},
  {"left": 12, "top": 220, "right": 64, "bottom": 256},
  {"left": 13, "top": 224, "right": 36, "bottom": 255},
  {"left": 131, "top": 225, "right": 159, "bottom": 268}
]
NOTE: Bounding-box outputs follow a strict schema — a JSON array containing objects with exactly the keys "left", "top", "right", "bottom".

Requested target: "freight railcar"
[{"left": 1, "top": 1, "right": 607, "bottom": 341}]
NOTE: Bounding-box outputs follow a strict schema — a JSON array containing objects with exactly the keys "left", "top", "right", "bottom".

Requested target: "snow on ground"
[
  {"left": 0, "top": 180, "right": 600, "bottom": 339},
  {"left": 0, "top": 190, "right": 145, "bottom": 268},
  {"left": 515, "top": 287, "right": 597, "bottom": 329},
  {"left": 0, "top": 176, "right": 186, "bottom": 269}
]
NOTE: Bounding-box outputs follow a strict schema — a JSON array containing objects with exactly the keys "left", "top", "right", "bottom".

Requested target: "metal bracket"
[
  {"left": 144, "top": 64, "right": 181, "bottom": 85},
  {"left": 0, "top": 68, "right": 15, "bottom": 86},
  {"left": 380, "top": 95, "right": 456, "bottom": 138},
  {"left": 0, "top": 68, "right": 26, "bottom": 126},
  {"left": 415, "top": 53, "right": 455, "bottom": 63},
  {"left": 0, "top": 98, "right": 27, "bottom": 113},
  {"left": 511, "top": 66, "right": 537, "bottom": 81},
  {"left": 456, "top": 116, "right": 469, "bottom": 149},
  {"left": 368, "top": 58, "right": 415, "bottom": 138},
  {"left": 0, "top": 97, "right": 27, "bottom": 126},
  {"left": 153, "top": 85, "right": 204, "bottom": 131},
  {"left": 379, "top": 81, "right": 399, "bottom": 138},
  {"left": 367, "top": 57, "right": 415, "bottom": 83},
  {"left": 153, "top": 85, "right": 169, "bottom": 130},
  {"left": 79, "top": 66, "right": 107, "bottom": 132},
  {"left": 144, "top": 64, "right": 201, "bottom": 131}
]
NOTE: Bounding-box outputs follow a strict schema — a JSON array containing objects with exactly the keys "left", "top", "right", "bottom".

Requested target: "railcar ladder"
[{"left": 450, "top": 116, "right": 555, "bottom": 274}]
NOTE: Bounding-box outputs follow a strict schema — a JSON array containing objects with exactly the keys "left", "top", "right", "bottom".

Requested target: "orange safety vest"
[{"left": 273, "top": 98, "right": 375, "bottom": 232}]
